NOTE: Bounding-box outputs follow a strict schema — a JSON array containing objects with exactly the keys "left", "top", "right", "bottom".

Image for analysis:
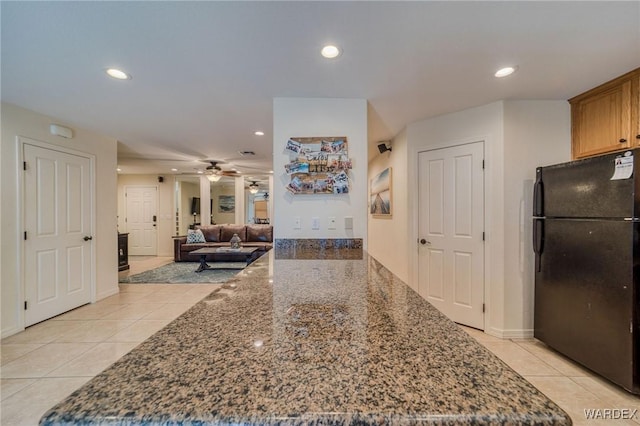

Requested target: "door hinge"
[
  {"left": 482, "top": 160, "right": 485, "bottom": 169},
  {"left": 24, "top": 231, "right": 27, "bottom": 240},
  {"left": 23, "top": 161, "right": 27, "bottom": 171},
  {"left": 24, "top": 301, "right": 28, "bottom": 310},
  {"left": 482, "top": 232, "right": 485, "bottom": 241},
  {"left": 482, "top": 303, "right": 485, "bottom": 313}
]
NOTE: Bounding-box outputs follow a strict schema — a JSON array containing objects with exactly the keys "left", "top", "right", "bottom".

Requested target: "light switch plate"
[
  {"left": 344, "top": 216, "right": 353, "bottom": 229},
  {"left": 294, "top": 217, "right": 301, "bottom": 229},
  {"left": 312, "top": 217, "right": 320, "bottom": 230},
  {"left": 328, "top": 216, "right": 336, "bottom": 229}
]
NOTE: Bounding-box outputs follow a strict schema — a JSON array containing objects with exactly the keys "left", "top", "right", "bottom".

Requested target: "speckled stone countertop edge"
[{"left": 39, "top": 250, "right": 572, "bottom": 426}]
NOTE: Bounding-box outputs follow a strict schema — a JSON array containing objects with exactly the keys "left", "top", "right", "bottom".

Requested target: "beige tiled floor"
[
  {"left": 1, "top": 256, "right": 221, "bottom": 426},
  {"left": 462, "top": 326, "right": 640, "bottom": 426},
  {"left": 1, "top": 256, "right": 639, "bottom": 425}
]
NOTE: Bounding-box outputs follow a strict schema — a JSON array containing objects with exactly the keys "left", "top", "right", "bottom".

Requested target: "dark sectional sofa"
[{"left": 173, "top": 224, "right": 273, "bottom": 262}]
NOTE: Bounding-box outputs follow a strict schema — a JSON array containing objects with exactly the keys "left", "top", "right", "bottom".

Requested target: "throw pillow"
[{"left": 186, "top": 229, "right": 206, "bottom": 244}]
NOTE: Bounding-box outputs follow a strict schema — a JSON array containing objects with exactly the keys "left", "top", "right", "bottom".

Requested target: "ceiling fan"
[
  {"left": 202, "top": 160, "right": 239, "bottom": 181},
  {"left": 162, "top": 155, "right": 270, "bottom": 181}
]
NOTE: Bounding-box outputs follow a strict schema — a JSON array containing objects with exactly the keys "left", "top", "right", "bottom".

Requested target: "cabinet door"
[{"left": 572, "top": 80, "right": 632, "bottom": 159}]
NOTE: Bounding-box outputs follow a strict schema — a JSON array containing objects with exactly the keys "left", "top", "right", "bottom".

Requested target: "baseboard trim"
[
  {"left": 96, "top": 287, "right": 120, "bottom": 301},
  {"left": 1, "top": 325, "right": 24, "bottom": 339},
  {"left": 486, "top": 327, "right": 534, "bottom": 339}
]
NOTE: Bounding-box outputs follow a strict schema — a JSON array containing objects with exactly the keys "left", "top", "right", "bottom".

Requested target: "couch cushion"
[
  {"left": 195, "top": 225, "right": 222, "bottom": 242},
  {"left": 220, "top": 224, "right": 247, "bottom": 242},
  {"left": 186, "top": 229, "right": 206, "bottom": 243},
  {"left": 247, "top": 225, "right": 273, "bottom": 243}
]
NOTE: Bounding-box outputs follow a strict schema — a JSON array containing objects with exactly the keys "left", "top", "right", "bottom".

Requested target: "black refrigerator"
[{"left": 533, "top": 149, "right": 639, "bottom": 394}]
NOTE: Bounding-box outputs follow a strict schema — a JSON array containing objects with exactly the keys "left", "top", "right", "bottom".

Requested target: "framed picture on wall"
[
  {"left": 284, "top": 136, "right": 352, "bottom": 195},
  {"left": 370, "top": 167, "right": 392, "bottom": 217},
  {"left": 218, "top": 195, "right": 235, "bottom": 213}
]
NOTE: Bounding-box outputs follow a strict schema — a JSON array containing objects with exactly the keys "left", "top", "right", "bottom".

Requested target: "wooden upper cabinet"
[
  {"left": 570, "top": 68, "right": 640, "bottom": 159},
  {"left": 634, "top": 71, "right": 640, "bottom": 147}
]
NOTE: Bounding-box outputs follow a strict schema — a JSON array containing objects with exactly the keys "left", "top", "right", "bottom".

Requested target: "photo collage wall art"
[{"left": 284, "top": 137, "right": 352, "bottom": 194}]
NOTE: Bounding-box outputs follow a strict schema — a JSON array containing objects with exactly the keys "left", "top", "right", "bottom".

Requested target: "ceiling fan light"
[
  {"left": 249, "top": 181, "right": 259, "bottom": 194},
  {"left": 207, "top": 173, "right": 221, "bottom": 182}
]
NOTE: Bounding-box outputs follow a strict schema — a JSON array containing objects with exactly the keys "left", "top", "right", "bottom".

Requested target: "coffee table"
[{"left": 190, "top": 247, "right": 259, "bottom": 273}]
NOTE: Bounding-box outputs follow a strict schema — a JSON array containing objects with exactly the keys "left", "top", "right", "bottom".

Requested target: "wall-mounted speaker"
[{"left": 377, "top": 142, "right": 392, "bottom": 154}]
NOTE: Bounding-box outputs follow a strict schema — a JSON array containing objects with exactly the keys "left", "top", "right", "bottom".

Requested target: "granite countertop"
[{"left": 40, "top": 250, "right": 571, "bottom": 425}]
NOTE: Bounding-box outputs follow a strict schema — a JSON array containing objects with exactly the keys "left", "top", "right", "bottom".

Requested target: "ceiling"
[{"left": 2, "top": 1, "right": 639, "bottom": 175}]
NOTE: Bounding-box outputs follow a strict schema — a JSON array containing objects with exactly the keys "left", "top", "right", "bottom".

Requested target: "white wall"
[
  {"left": 233, "top": 177, "right": 246, "bottom": 225},
  {"left": 1, "top": 103, "right": 118, "bottom": 337},
  {"left": 367, "top": 129, "right": 409, "bottom": 283},
  {"left": 407, "top": 101, "right": 506, "bottom": 333},
  {"left": 503, "top": 100, "right": 571, "bottom": 336},
  {"left": 117, "top": 175, "right": 174, "bottom": 257},
  {"left": 273, "top": 98, "right": 368, "bottom": 246},
  {"left": 400, "top": 100, "right": 570, "bottom": 338}
]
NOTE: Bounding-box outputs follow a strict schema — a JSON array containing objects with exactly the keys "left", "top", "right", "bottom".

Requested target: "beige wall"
[
  {"left": 117, "top": 174, "right": 174, "bottom": 257},
  {"left": 367, "top": 129, "right": 409, "bottom": 283},
  {"left": 1, "top": 103, "right": 118, "bottom": 338}
]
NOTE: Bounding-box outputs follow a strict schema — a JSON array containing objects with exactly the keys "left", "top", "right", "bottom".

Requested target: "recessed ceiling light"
[
  {"left": 171, "top": 168, "right": 178, "bottom": 172},
  {"left": 321, "top": 45, "right": 341, "bottom": 59},
  {"left": 106, "top": 68, "right": 131, "bottom": 80},
  {"left": 254, "top": 131, "right": 264, "bottom": 136},
  {"left": 494, "top": 66, "right": 518, "bottom": 78},
  {"left": 197, "top": 170, "right": 204, "bottom": 174},
  {"left": 116, "top": 168, "right": 122, "bottom": 172}
]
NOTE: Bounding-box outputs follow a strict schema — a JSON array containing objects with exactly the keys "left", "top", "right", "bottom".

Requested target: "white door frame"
[
  {"left": 16, "top": 136, "right": 97, "bottom": 330},
  {"left": 417, "top": 141, "right": 485, "bottom": 329},
  {"left": 409, "top": 136, "right": 491, "bottom": 331}
]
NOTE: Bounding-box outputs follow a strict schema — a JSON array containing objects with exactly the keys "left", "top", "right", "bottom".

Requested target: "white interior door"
[
  {"left": 418, "top": 142, "right": 485, "bottom": 329},
  {"left": 125, "top": 186, "right": 157, "bottom": 256},
  {"left": 23, "top": 143, "right": 93, "bottom": 326}
]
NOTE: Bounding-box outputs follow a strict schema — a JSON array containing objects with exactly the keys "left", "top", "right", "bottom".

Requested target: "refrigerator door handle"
[
  {"left": 533, "top": 170, "right": 544, "bottom": 217},
  {"left": 533, "top": 219, "right": 544, "bottom": 272}
]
